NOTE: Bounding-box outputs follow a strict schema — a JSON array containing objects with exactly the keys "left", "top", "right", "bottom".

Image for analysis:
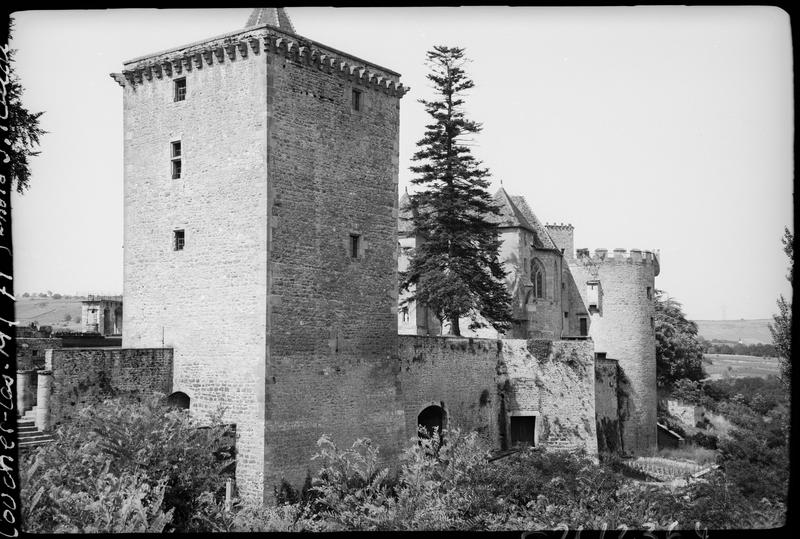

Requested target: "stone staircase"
[
  {"left": 623, "top": 456, "right": 714, "bottom": 482},
  {"left": 17, "top": 407, "right": 54, "bottom": 449}
]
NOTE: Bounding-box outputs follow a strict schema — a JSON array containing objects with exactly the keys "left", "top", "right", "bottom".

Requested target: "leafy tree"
[
  {"left": 400, "top": 46, "right": 513, "bottom": 336},
  {"left": 5, "top": 23, "right": 47, "bottom": 194},
  {"left": 769, "top": 227, "right": 792, "bottom": 384},
  {"left": 654, "top": 290, "right": 706, "bottom": 389}
]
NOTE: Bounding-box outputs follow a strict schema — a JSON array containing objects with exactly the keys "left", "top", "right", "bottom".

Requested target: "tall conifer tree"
[{"left": 400, "top": 46, "right": 512, "bottom": 336}]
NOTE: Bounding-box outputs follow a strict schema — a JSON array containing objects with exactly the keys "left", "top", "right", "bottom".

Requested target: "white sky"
[{"left": 9, "top": 6, "right": 793, "bottom": 320}]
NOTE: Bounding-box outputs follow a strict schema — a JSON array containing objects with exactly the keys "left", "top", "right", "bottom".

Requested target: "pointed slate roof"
[
  {"left": 487, "top": 188, "right": 535, "bottom": 232},
  {"left": 245, "top": 7, "right": 295, "bottom": 33},
  {"left": 398, "top": 191, "right": 414, "bottom": 235},
  {"left": 510, "top": 195, "right": 558, "bottom": 250}
]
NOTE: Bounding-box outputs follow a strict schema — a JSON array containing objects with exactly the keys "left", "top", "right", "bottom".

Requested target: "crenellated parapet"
[
  {"left": 110, "top": 24, "right": 409, "bottom": 97},
  {"left": 544, "top": 222, "right": 574, "bottom": 230},
  {"left": 574, "top": 247, "right": 660, "bottom": 276}
]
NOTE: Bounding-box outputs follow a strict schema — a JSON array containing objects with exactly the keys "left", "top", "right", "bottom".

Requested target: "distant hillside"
[
  {"left": 693, "top": 319, "right": 773, "bottom": 345},
  {"left": 16, "top": 296, "right": 84, "bottom": 331}
]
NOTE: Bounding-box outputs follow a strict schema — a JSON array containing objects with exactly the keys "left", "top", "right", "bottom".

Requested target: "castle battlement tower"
[
  {"left": 569, "top": 246, "right": 660, "bottom": 453},
  {"left": 113, "top": 8, "right": 408, "bottom": 502}
]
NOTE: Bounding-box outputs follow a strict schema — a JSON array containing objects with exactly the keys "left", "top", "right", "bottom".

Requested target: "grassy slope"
[
  {"left": 693, "top": 319, "right": 772, "bottom": 345},
  {"left": 16, "top": 297, "right": 84, "bottom": 331}
]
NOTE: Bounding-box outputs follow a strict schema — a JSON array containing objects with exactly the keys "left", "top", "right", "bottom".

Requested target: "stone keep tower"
[
  {"left": 568, "top": 248, "right": 660, "bottom": 454},
  {"left": 112, "top": 9, "right": 409, "bottom": 501}
]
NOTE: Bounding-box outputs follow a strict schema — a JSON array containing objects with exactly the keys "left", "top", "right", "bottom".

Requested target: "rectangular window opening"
[
  {"left": 579, "top": 317, "right": 588, "bottom": 336},
  {"left": 174, "top": 229, "right": 185, "bottom": 251},
  {"left": 564, "top": 312, "right": 569, "bottom": 318},
  {"left": 350, "top": 234, "right": 360, "bottom": 258},
  {"left": 171, "top": 141, "right": 182, "bottom": 179},
  {"left": 646, "top": 286, "right": 652, "bottom": 300},
  {"left": 174, "top": 78, "right": 186, "bottom": 102},
  {"left": 352, "top": 89, "right": 361, "bottom": 111}
]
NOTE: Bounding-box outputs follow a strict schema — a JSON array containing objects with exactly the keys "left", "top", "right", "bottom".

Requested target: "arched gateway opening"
[
  {"left": 166, "top": 391, "right": 190, "bottom": 410},
  {"left": 417, "top": 404, "right": 446, "bottom": 440}
]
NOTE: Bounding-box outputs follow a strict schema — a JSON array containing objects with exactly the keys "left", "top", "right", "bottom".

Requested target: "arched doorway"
[
  {"left": 417, "top": 404, "right": 445, "bottom": 440},
  {"left": 166, "top": 391, "right": 190, "bottom": 410}
]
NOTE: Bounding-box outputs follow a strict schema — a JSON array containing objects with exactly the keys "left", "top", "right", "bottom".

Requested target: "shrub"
[{"left": 20, "top": 394, "right": 234, "bottom": 533}]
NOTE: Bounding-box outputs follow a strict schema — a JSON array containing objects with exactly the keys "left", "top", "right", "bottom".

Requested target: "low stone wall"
[
  {"left": 398, "top": 336, "right": 598, "bottom": 453},
  {"left": 45, "top": 347, "right": 173, "bottom": 426}
]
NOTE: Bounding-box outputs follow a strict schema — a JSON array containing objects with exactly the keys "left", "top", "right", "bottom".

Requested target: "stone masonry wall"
[
  {"left": 45, "top": 347, "right": 173, "bottom": 427},
  {"left": 120, "top": 28, "right": 269, "bottom": 499},
  {"left": 398, "top": 336, "right": 598, "bottom": 454},
  {"left": 262, "top": 41, "right": 406, "bottom": 495},
  {"left": 17, "top": 337, "right": 61, "bottom": 370},
  {"left": 595, "top": 357, "right": 621, "bottom": 453},
  {"left": 568, "top": 249, "right": 658, "bottom": 453}
]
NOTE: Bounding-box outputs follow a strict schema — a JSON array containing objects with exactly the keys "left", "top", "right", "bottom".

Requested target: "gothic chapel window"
[{"left": 531, "top": 259, "right": 544, "bottom": 299}]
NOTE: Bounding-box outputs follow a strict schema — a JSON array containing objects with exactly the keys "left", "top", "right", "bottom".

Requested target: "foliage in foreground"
[
  {"left": 20, "top": 394, "right": 233, "bottom": 533},
  {"left": 199, "top": 429, "right": 784, "bottom": 531},
  {"left": 21, "top": 397, "right": 786, "bottom": 532}
]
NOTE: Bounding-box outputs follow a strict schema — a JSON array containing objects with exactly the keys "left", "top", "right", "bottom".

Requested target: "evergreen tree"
[
  {"left": 400, "top": 46, "right": 512, "bottom": 336},
  {"left": 769, "top": 227, "right": 793, "bottom": 385},
  {"left": 4, "top": 22, "right": 46, "bottom": 194},
  {"left": 654, "top": 289, "right": 706, "bottom": 389}
]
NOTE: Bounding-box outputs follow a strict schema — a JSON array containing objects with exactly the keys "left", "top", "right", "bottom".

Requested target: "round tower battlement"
[
  {"left": 544, "top": 222, "right": 574, "bottom": 230},
  {"left": 575, "top": 247, "right": 660, "bottom": 276}
]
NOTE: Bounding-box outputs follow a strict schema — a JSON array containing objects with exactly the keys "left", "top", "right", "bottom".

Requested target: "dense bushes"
[
  {"left": 20, "top": 394, "right": 234, "bottom": 533},
  {"left": 667, "top": 374, "right": 789, "bottom": 506},
  {"left": 21, "top": 396, "right": 786, "bottom": 532},
  {"left": 190, "top": 429, "right": 784, "bottom": 531}
]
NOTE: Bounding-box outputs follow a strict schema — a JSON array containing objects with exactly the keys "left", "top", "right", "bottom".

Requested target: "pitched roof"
[
  {"left": 245, "top": 8, "right": 295, "bottom": 33},
  {"left": 398, "top": 188, "right": 558, "bottom": 250},
  {"left": 398, "top": 191, "right": 414, "bottom": 235},
  {"left": 486, "top": 188, "right": 535, "bottom": 231},
  {"left": 510, "top": 195, "right": 558, "bottom": 250}
]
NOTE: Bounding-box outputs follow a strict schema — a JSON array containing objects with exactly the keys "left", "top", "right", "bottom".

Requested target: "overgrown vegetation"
[
  {"left": 22, "top": 391, "right": 787, "bottom": 531},
  {"left": 21, "top": 394, "right": 234, "bottom": 533},
  {"left": 666, "top": 373, "right": 789, "bottom": 506}
]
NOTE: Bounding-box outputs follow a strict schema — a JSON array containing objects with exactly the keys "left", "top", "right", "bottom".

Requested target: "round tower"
[{"left": 568, "top": 247, "right": 660, "bottom": 454}]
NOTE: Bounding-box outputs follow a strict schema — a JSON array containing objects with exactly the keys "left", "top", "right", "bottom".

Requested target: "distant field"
[
  {"left": 16, "top": 297, "right": 84, "bottom": 331},
  {"left": 693, "top": 319, "right": 772, "bottom": 345},
  {"left": 703, "top": 353, "right": 781, "bottom": 380}
]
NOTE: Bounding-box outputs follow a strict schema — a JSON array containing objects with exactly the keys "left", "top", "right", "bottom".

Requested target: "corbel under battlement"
[
  {"left": 574, "top": 247, "right": 661, "bottom": 275},
  {"left": 111, "top": 24, "right": 409, "bottom": 98}
]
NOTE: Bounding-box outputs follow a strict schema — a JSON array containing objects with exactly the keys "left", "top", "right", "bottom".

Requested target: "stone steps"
[{"left": 17, "top": 414, "right": 53, "bottom": 449}]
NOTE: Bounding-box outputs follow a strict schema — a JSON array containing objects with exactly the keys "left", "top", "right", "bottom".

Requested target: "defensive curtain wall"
[
  {"left": 398, "top": 336, "right": 599, "bottom": 454},
  {"left": 16, "top": 347, "right": 173, "bottom": 432},
  {"left": 114, "top": 22, "right": 408, "bottom": 500},
  {"left": 569, "top": 248, "right": 659, "bottom": 453}
]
